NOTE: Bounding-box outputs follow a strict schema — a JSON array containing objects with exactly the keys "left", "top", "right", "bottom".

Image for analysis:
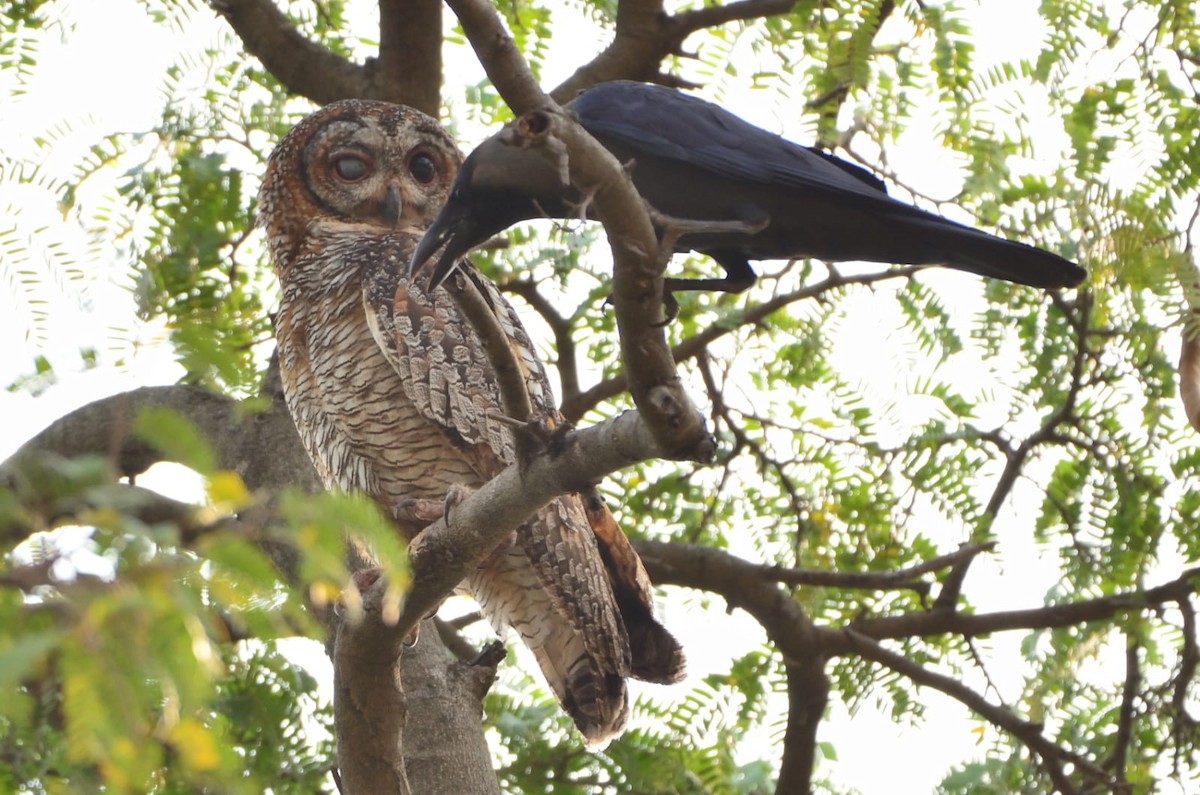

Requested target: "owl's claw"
[{"left": 393, "top": 497, "right": 449, "bottom": 527}]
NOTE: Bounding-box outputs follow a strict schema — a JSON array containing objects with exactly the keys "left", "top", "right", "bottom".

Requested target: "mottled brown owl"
[{"left": 259, "top": 99, "right": 684, "bottom": 747}]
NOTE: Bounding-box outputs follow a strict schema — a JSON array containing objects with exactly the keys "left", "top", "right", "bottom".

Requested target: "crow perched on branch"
[{"left": 410, "top": 81, "right": 1085, "bottom": 295}]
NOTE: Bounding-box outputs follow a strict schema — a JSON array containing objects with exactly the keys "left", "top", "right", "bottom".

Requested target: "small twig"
[
  {"left": 1102, "top": 635, "right": 1140, "bottom": 784},
  {"left": 759, "top": 542, "right": 995, "bottom": 593},
  {"left": 433, "top": 617, "right": 482, "bottom": 663},
  {"left": 447, "top": 271, "right": 535, "bottom": 426},
  {"left": 983, "top": 291, "right": 1091, "bottom": 520},
  {"left": 560, "top": 265, "right": 924, "bottom": 421},
  {"left": 850, "top": 568, "right": 1200, "bottom": 641},
  {"left": 501, "top": 279, "right": 581, "bottom": 405}
]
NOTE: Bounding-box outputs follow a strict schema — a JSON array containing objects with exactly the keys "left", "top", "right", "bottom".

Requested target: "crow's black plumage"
[{"left": 410, "top": 81, "right": 1085, "bottom": 293}]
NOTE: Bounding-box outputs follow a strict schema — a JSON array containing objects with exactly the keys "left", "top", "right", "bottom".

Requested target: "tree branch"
[
  {"left": 633, "top": 538, "right": 826, "bottom": 793},
  {"left": 384, "top": 409, "right": 680, "bottom": 649},
  {"left": 375, "top": 0, "right": 443, "bottom": 115},
  {"left": 633, "top": 540, "right": 823, "bottom": 672},
  {"left": 983, "top": 291, "right": 1091, "bottom": 519},
  {"left": 552, "top": 0, "right": 799, "bottom": 101},
  {"left": 778, "top": 657, "right": 828, "bottom": 794},
  {"left": 847, "top": 568, "right": 1200, "bottom": 641},
  {"left": 560, "top": 265, "right": 924, "bottom": 421},
  {"left": 1, "top": 359, "right": 319, "bottom": 496},
  {"left": 445, "top": 0, "right": 713, "bottom": 461},
  {"left": 211, "top": 0, "right": 369, "bottom": 105},
  {"left": 334, "top": 614, "right": 502, "bottom": 795},
  {"left": 1102, "top": 635, "right": 1140, "bottom": 784},
  {"left": 841, "top": 629, "right": 1109, "bottom": 794}
]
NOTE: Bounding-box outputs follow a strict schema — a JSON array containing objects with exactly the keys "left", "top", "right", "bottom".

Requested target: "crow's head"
[{"left": 409, "top": 132, "right": 574, "bottom": 289}]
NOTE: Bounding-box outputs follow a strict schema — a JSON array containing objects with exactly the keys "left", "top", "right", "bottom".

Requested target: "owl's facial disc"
[{"left": 303, "top": 118, "right": 450, "bottom": 230}]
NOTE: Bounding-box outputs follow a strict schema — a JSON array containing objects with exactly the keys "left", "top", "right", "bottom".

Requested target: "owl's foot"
[
  {"left": 352, "top": 566, "right": 383, "bottom": 592},
  {"left": 483, "top": 411, "right": 571, "bottom": 467},
  {"left": 402, "top": 485, "right": 476, "bottom": 555},
  {"left": 338, "top": 566, "right": 421, "bottom": 645},
  {"left": 393, "top": 497, "right": 449, "bottom": 528}
]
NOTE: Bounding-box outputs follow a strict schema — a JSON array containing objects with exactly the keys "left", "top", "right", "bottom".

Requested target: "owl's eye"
[
  {"left": 331, "top": 152, "right": 372, "bottom": 183},
  {"left": 408, "top": 151, "right": 438, "bottom": 185}
]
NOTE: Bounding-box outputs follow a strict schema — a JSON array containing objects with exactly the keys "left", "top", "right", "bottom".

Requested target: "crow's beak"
[{"left": 409, "top": 202, "right": 477, "bottom": 290}]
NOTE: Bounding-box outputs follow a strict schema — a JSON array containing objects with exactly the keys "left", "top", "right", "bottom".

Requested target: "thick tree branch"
[
  {"left": 552, "top": 0, "right": 800, "bottom": 100},
  {"left": 442, "top": 0, "right": 552, "bottom": 113},
  {"left": 376, "top": 0, "right": 443, "bottom": 115},
  {"left": 778, "top": 658, "right": 828, "bottom": 795},
  {"left": 634, "top": 539, "right": 825, "bottom": 793},
  {"left": 2, "top": 360, "right": 319, "bottom": 496},
  {"left": 445, "top": 0, "right": 712, "bottom": 461},
  {"left": 333, "top": 605, "right": 413, "bottom": 795},
  {"left": 213, "top": 0, "right": 444, "bottom": 112},
  {"left": 334, "top": 614, "right": 502, "bottom": 795},
  {"left": 634, "top": 540, "right": 822, "bottom": 669},
  {"left": 401, "top": 634, "right": 503, "bottom": 794},
  {"left": 211, "top": 0, "right": 369, "bottom": 105},
  {"left": 390, "top": 410, "right": 675, "bottom": 643}
]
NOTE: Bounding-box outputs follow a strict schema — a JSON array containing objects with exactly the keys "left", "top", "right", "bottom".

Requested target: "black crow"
[{"left": 410, "top": 81, "right": 1085, "bottom": 294}]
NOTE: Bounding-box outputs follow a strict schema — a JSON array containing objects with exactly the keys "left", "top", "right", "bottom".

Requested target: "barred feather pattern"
[{"left": 261, "top": 100, "right": 684, "bottom": 746}]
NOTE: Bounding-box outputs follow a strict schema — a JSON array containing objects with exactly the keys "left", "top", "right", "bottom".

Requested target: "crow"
[{"left": 410, "top": 81, "right": 1085, "bottom": 295}]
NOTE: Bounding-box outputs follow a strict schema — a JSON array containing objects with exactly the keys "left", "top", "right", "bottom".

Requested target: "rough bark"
[
  {"left": 211, "top": 0, "right": 444, "bottom": 113},
  {"left": 334, "top": 613, "right": 502, "bottom": 795}
]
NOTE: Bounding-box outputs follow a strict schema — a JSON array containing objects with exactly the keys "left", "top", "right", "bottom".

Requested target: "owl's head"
[{"left": 259, "top": 99, "right": 462, "bottom": 272}]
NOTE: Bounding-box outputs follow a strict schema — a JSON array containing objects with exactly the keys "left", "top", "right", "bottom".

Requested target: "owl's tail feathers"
[
  {"left": 470, "top": 541, "right": 632, "bottom": 748},
  {"left": 584, "top": 497, "right": 688, "bottom": 685},
  {"left": 627, "top": 611, "right": 687, "bottom": 684},
  {"left": 532, "top": 642, "right": 629, "bottom": 750}
]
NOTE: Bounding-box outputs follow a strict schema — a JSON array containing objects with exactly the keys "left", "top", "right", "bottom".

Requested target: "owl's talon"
[
  {"left": 393, "top": 497, "right": 447, "bottom": 526},
  {"left": 352, "top": 566, "right": 384, "bottom": 592},
  {"left": 402, "top": 625, "right": 421, "bottom": 648},
  {"left": 441, "top": 483, "right": 474, "bottom": 523}
]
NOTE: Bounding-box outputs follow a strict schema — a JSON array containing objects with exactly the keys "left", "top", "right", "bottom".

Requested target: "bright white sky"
[{"left": 0, "top": 1, "right": 1179, "bottom": 792}]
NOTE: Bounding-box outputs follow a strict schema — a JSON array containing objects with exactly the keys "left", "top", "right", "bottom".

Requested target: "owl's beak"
[{"left": 381, "top": 182, "right": 403, "bottom": 226}]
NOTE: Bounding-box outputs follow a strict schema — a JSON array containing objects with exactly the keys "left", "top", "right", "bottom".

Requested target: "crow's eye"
[
  {"left": 331, "top": 153, "right": 372, "bottom": 183},
  {"left": 408, "top": 151, "right": 438, "bottom": 184}
]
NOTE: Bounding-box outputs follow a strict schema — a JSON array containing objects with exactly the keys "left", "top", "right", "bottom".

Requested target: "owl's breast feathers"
[{"left": 273, "top": 229, "right": 684, "bottom": 745}]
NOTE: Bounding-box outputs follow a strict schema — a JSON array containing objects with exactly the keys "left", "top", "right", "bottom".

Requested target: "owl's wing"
[
  {"left": 362, "top": 258, "right": 546, "bottom": 477},
  {"left": 364, "top": 253, "right": 672, "bottom": 743}
]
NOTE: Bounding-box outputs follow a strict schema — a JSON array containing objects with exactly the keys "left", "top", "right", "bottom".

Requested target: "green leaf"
[{"left": 132, "top": 406, "right": 216, "bottom": 475}]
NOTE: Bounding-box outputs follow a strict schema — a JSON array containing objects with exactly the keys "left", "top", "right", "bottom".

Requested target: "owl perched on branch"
[{"left": 259, "top": 99, "right": 684, "bottom": 746}]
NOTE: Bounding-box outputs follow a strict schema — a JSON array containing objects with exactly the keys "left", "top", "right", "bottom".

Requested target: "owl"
[{"left": 258, "top": 99, "right": 685, "bottom": 747}]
